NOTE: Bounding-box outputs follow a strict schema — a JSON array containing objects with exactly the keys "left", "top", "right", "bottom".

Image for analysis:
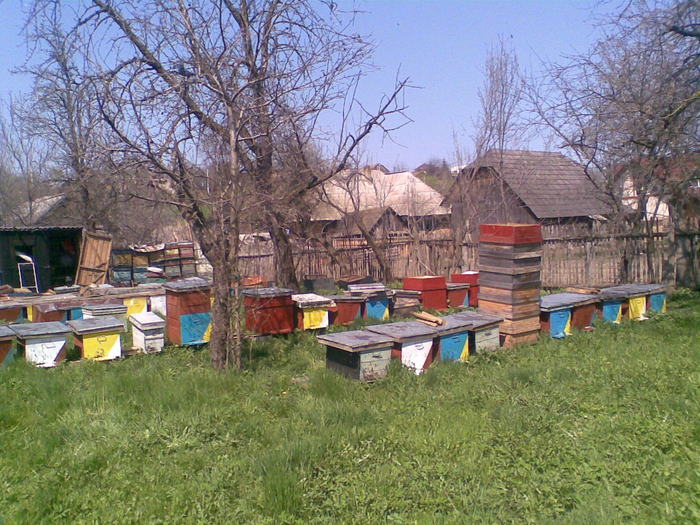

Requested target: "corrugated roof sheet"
[{"left": 471, "top": 150, "right": 611, "bottom": 219}]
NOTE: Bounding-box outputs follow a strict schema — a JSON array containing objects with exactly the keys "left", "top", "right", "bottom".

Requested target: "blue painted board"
[
  {"left": 366, "top": 298, "right": 389, "bottom": 320},
  {"left": 649, "top": 293, "right": 666, "bottom": 313},
  {"left": 180, "top": 312, "right": 212, "bottom": 344},
  {"left": 549, "top": 308, "right": 572, "bottom": 338},
  {"left": 602, "top": 301, "right": 622, "bottom": 324},
  {"left": 440, "top": 331, "right": 469, "bottom": 361},
  {"left": 70, "top": 307, "right": 83, "bottom": 320}
]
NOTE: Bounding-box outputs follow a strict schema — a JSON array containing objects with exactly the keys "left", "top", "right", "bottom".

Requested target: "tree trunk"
[
  {"left": 268, "top": 211, "right": 299, "bottom": 289},
  {"left": 208, "top": 254, "right": 242, "bottom": 370}
]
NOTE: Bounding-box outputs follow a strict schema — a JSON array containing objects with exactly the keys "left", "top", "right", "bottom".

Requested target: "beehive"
[
  {"left": 0, "top": 325, "right": 16, "bottom": 367},
  {"left": 403, "top": 276, "right": 448, "bottom": 311},
  {"left": 328, "top": 295, "right": 365, "bottom": 326},
  {"left": 0, "top": 303, "right": 23, "bottom": 323},
  {"left": 446, "top": 282, "right": 470, "bottom": 308},
  {"left": 164, "top": 279, "right": 212, "bottom": 345},
  {"left": 478, "top": 224, "right": 542, "bottom": 347},
  {"left": 318, "top": 330, "right": 394, "bottom": 382},
  {"left": 539, "top": 293, "right": 599, "bottom": 338},
  {"left": 292, "top": 293, "right": 335, "bottom": 330},
  {"left": 366, "top": 321, "right": 438, "bottom": 375},
  {"left": 130, "top": 312, "right": 166, "bottom": 354},
  {"left": 433, "top": 314, "right": 473, "bottom": 362},
  {"left": 242, "top": 287, "right": 295, "bottom": 335},
  {"left": 450, "top": 271, "right": 479, "bottom": 306},
  {"left": 599, "top": 284, "right": 665, "bottom": 323},
  {"left": 450, "top": 310, "right": 502, "bottom": 353},
  {"left": 11, "top": 322, "right": 71, "bottom": 368},
  {"left": 83, "top": 303, "right": 128, "bottom": 323},
  {"left": 69, "top": 316, "right": 125, "bottom": 361}
]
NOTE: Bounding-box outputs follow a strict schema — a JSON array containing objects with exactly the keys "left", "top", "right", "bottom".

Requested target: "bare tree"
[
  {"left": 61, "top": 0, "right": 408, "bottom": 368},
  {"left": 527, "top": 0, "right": 699, "bottom": 282}
]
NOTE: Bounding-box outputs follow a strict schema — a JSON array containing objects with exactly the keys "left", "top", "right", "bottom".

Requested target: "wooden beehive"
[
  {"left": 82, "top": 303, "right": 128, "bottom": 324},
  {"left": 130, "top": 312, "right": 166, "bottom": 354},
  {"left": 11, "top": 322, "right": 71, "bottom": 368},
  {"left": 446, "top": 283, "right": 470, "bottom": 308},
  {"left": 69, "top": 316, "right": 125, "bottom": 361},
  {"left": 318, "top": 330, "right": 394, "bottom": 382},
  {"left": 478, "top": 223, "right": 542, "bottom": 347},
  {"left": 348, "top": 283, "right": 392, "bottom": 320},
  {"left": 242, "top": 287, "right": 295, "bottom": 335},
  {"left": 328, "top": 295, "right": 365, "bottom": 326},
  {"left": 403, "top": 276, "right": 448, "bottom": 311},
  {"left": 366, "top": 321, "right": 438, "bottom": 375},
  {"left": 433, "top": 314, "right": 473, "bottom": 362},
  {"left": 164, "top": 279, "right": 212, "bottom": 345},
  {"left": 292, "top": 293, "right": 335, "bottom": 330},
  {"left": 450, "top": 310, "right": 503, "bottom": 353},
  {"left": 539, "top": 293, "right": 597, "bottom": 338},
  {"left": 0, "top": 325, "right": 16, "bottom": 367},
  {"left": 451, "top": 271, "right": 479, "bottom": 307},
  {"left": 0, "top": 303, "right": 23, "bottom": 323}
]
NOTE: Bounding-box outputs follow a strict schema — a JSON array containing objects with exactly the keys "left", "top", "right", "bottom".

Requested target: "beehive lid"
[
  {"left": 599, "top": 284, "right": 662, "bottom": 300},
  {"left": 540, "top": 292, "right": 598, "bottom": 312},
  {"left": 0, "top": 302, "right": 22, "bottom": 310},
  {"left": 241, "top": 287, "right": 294, "bottom": 298},
  {"left": 433, "top": 314, "right": 473, "bottom": 334},
  {"left": 11, "top": 322, "right": 71, "bottom": 338},
  {"left": 0, "top": 325, "right": 15, "bottom": 339},
  {"left": 163, "top": 278, "right": 212, "bottom": 292},
  {"left": 451, "top": 310, "right": 503, "bottom": 329},
  {"left": 292, "top": 293, "right": 335, "bottom": 308},
  {"left": 317, "top": 330, "right": 393, "bottom": 352},
  {"left": 366, "top": 321, "right": 436, "bottom": 342},
  {"left": 68, "top": 316, "right": 125, "bottom": 334},
  {"left": 130, "top": 312, "right": 166, "bottom": 330},
  {"left": 327, "top": 294, "right": 365, "bottom": 303},
  {"left": 446, "top": 282, "right": 470, "bottom": 290}
]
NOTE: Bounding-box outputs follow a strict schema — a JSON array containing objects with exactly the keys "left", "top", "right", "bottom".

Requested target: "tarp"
[
  {"left": 628, "top": 296, "right": 648, "bottom": 321},
  {"left": 649, "top": 293, "right": 667, "bottom": 313},
  {"left": 602, "top": 301, "right": 622, "bottom": 324},
  {"left": 549, "top": 308, "right": 572, "bottom": 338}
]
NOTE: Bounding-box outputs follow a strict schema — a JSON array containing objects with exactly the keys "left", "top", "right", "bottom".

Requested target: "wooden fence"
[{"left": 236, "top": 231, "right": 699, "bottom": 288}]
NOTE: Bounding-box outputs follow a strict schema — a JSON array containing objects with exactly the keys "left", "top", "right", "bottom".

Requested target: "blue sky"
[{"left": 0, "top": 0, "right": 606, "bottom": 170}]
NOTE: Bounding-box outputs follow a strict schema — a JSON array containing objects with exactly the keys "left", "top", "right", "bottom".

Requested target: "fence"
[{"left": 235, "top": 231, "right": 699, "bottom": 288}]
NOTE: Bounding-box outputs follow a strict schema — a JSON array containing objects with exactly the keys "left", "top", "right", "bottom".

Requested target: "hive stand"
[
  {"left": 11, "top": 322, "right": 71, "bottom": 368},
  {"left": 366, "top": 321, "right": 438, "bottom": 375},
  {"left": 318, "top": 330, "right": 394, "bottom": 382}
]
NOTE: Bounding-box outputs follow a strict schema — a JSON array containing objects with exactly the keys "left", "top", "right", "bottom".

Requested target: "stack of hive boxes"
[{"left": 477, "top": 223, "right": 542, "bottom": 347}]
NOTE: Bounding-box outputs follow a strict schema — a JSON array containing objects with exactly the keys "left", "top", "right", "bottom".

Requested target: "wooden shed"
[{"left": 0, "top": 227, "right": 82, "bottom": 292}]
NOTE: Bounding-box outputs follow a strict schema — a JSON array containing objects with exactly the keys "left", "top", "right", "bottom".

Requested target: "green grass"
[{"left": 1, "top": 292, "right": 699, "bottom": 523}]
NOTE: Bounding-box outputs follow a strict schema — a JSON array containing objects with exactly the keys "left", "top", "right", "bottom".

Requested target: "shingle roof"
[{"left": 470, "top": 150, "right": 611, "bottom": 219}]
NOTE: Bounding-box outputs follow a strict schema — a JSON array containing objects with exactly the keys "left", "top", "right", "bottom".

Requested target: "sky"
[{"left": 0, "top": 0, "right": 609, "bottom": 170}]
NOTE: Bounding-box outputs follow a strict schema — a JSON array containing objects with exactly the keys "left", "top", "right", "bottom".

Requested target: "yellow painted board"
[
  {"left": 302, "top": 308, "right": 329, "bottom": 330},
  {"left": 83, "top": 330, "right": 122, "bottom": 360},
  {"left": 628, "top": 296, "right": 648, "bottom": 321},
  {"left": 123, "top": 297, "right": 148, "bottom": 317}
]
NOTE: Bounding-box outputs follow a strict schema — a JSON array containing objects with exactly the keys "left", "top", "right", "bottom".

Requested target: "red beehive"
[
  {"left": 479, "top": 223, "right": 543, "bottom": 245},
  {"left": 403, "top": 276, "right": 448, "bottom": 311},
  {"left": 328, "top": 295, "right": 365, "bottom": 326},
  {"left": 164, "top": 279, "right": 212, "bottom": 345},
  {"left": 242, "top": 287, "right": 295, "bottom": 335},
  {"left": 450, "top": 271, "right": 479, "bottom": 307},
  {"left": 446, "top": 282, "right": 470, "bottom": 308}
]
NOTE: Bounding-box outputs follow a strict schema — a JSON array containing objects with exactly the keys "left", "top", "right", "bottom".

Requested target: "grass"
[{"left": 1, "top": 291, "right": 699, "bottom": 523}]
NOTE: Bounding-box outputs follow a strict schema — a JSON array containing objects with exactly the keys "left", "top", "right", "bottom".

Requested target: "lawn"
[{"left": 1, "top": 291, "right": 698, "bottom": 524}]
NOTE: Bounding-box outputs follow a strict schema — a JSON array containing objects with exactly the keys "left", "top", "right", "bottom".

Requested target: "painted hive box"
[
  {"left": 433, "top": 314, "right": 473, "bottom": 362},
  {"left": 164, "top": 279, "right": 212, "bottom": 345},
  {"left": 11, "top": 322, "right": 71, "bottom": 368},
  {"left": 365, "top": 321, "right": 438, "bottom": 375},
  {"left": 242, "top": 287, "right": 295, "bottom": 335},
  {"left": 0, "top": 325, "right": 16, "bottom": 367},
  {"left": 318, "top": 330, "right": 394, "bottom": 382},
  {"left": 292, "top": 293, "right": 335, "bottom": 330},
  {"left": 68, "top": 316, "right": 125, "bottom": 361},
  {"left": 130, "top": 311, "right": 166, "bottom": 354}
]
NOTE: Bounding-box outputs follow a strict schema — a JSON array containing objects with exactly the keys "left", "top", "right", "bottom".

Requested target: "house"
[
  {"left": 444, "top": 149, "right": 612, "bottom": 239},
  {"left": 309, "top": 167, "right": 451, "bottom": 238}
]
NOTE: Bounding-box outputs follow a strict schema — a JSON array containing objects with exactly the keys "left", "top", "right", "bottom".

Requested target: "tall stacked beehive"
[{"left": 477, "top": 224, "right": 542, "bottom": 347}]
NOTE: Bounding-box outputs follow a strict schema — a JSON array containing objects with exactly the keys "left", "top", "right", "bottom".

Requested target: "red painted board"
[
  {"left": 243, "top": 295, "right": 295, "bottom": 335},
  {"left": 332, "top": 300, "right": 364, "bottom": 326},
  {"left": 447, "top": 288, "right": 469, "bottom": 308},
  {"left": 421, "top": 289, "right": 448, "bottom": 311},
  {"left": 451, "top": 271, "right": 479, "bottom": 285},
  {"left": 480, "top": 223, "right": 543, "bottom": 245},
  {"left": 571, "top": 303, "right": 596, "bottom": 329},
  {"left": 403, "top": 276, "right": 447, "bottom": 291}
]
